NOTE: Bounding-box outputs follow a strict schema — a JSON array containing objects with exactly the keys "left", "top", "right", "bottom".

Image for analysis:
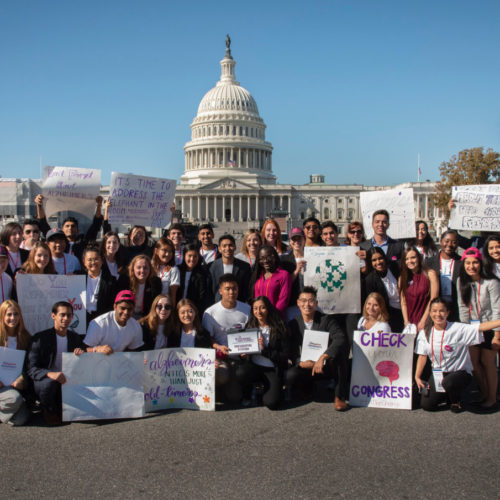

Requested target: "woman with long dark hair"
[
  {"left": 168, "top": 298, "right": 212, "bottom": 348},
  {"left": 0, "top": 300, "right": 31, "bottom": 425},
  {"left": 483, "top": 234, "right": 500, "bottom": 280},
  {"left": 176, "top": 242, "right": 213, "bottom": 315},
  {"left": 236, "top": 296, "right": 293, "bottom": 409},
  {"left": 399, "top": 247, "right": 439, "bottom": 331},
  {"left": 99, "top": 231, "right": 126, "bottom": 280},
  {"left": 0, "top": 222, "right": 29, "bottom": 278},
  {"left": 151, "top": 237, "right": 180, "bottom": 307},
  {"left": 405, "top": 220, "right": 438, "bottom": 261},
  {"left": 139, "top": 294, "right": 175, "bottom": 350},
  {"left": 457, "top": 247, "right": 500, "bottom": 410},
  {"left": 362, "top": 247, "right": 404, "bottom": 333},
  {"left": 415, "top": 297, "right": 500, "bottom": 413},
  {"left": 250, "top": 245, "right": 292, "bottom": 318}
]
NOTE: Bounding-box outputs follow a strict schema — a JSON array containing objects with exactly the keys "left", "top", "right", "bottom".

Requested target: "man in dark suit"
[
  {"left": 209, "top": 234, "right": 251, "bottom": 303},
  {"left": 27, "top": 301, "right": 107, "bottom": 425},
  {"left": 286, "top": 286, "right": 349, "bottom": 411},
  {"left": 359, "top": 209, "right": 403, "bottom": 263}
]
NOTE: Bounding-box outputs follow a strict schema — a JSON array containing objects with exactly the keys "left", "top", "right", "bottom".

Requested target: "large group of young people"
[{"left": 1, "top": 194, "right": 499, "bottom": 426}]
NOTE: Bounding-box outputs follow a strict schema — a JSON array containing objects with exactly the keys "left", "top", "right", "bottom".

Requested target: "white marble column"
[
  {"left": 181, "top": 197, "right": 185, "bottom": 218},
  {"left": 247, "top": 196, "right": 251, "bottom": 221},
  {"left": 239, "top": 196, "right": 243, "bottom": 222},
  {"left": 256, "top": 195, "right": 260, "bottom": 221},
  {"left": 231, "top": 196, "right": 235, "bottom": 222}
]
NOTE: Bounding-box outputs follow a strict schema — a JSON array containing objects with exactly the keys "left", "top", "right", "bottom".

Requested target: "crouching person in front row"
[
  {"left": 286, "top": 286, "right": 350, "bottom": 411},
  {"left": 27, "top": 301, "right": 91, "bottom": 425}
]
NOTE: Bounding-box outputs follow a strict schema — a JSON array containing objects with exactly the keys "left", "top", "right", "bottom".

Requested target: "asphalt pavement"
[{"left": 1, "top": 397, "right": 498, "bottom": 499}]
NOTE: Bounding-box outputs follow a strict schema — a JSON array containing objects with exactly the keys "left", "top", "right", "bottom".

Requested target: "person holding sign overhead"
[
  {"left": 0, "top": 300, "right": 31, "bottom": 426},
  {"left": 414, "top": 297, "right": 500, "bottom": 413},
  {"left": 236, "top": 296, "right": 293, "bottom": 409},
  {"left": 286, "top": 287, "right": 349, "bottom": 411},
  {"left": 457, "top": 248, "right": 500, "bottom": 410}
]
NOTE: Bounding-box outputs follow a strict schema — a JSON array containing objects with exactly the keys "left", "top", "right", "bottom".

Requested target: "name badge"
[
  {"left": 432, "top": 369, "right": 445, "bottom": 393},
  {"left": 470, "top": 319, "right": 480, "bottom": 326}
]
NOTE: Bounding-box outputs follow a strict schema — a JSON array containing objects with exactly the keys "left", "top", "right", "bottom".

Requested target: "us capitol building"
[{"left": 173, "top": 38, "right": 444, "bottom": 238}]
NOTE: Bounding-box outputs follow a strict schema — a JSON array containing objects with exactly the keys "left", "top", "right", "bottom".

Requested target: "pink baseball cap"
[
  {"left": 461, "top": 247, "right": 482, "bottom": 261},
  {"left": 289, "top": 227, "right": 305, "bottom": 239},
  {"left": 115, "top": 290, "right": 136, "bottom": 304}
]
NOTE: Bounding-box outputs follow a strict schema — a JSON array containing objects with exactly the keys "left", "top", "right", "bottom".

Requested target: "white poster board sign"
[
  {"left": 0, "top": 347, "right": 26, "bottom": 385},
  {"left": 144, "top": 348, "right": 215, "bottom": 412},
  {"left": 303, "top": 246, "right": 361, "bottom": 314},
  {"left": 350, "top": 330, "right": 415, "bottom": 410},
  {"left": 360, "top": 187, "right": 416, "bottom": 239},
  {"left": 449, "top": 184, "right": 500, "bottom": 232},
  {"left": 42, "top": 166, "right": 101, "bottom": 219},
  {"left": 108, "top": 172, "right": 176, "bottom": 228},
  {"left": 300, "top": 330, "right": 329, "bottom": 362},
  {"left": 62, "top": 352, "right": 145, "bottom": 422},
  {"left": 16, "top": 274, "right": 86, "bottom": 335}
]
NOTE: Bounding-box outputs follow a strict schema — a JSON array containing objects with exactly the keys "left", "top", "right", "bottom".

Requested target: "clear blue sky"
[{"left": 1, "top": 0, "right": 499, "bottom": 187}]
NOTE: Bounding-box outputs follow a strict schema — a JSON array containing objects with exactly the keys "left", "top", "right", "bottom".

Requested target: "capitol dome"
[{"left": 181, "top": 38, "right": 275, "bottom": 186}]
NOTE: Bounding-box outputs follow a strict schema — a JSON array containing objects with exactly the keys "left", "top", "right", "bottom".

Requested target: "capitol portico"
[{"left": 174, "top": 38, "right": 445, "bottom": 237}]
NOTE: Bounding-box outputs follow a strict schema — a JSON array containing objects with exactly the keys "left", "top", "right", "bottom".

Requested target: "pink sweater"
[{"left": 254, "top": 267, "right": 292, "bottom": 316}]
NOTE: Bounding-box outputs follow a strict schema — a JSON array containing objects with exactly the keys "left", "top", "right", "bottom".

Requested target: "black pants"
[
  {"left": 286, "top": 356, "right": 349, "bottom": 400},
  {"left": 235, "top": 360, "right": 281, "bottom": 410},
  {"left": 33, "top": 378, "right": 62, "bottom": 414},
  {"left": 420, "top": 370, "right": 472, "bottom": 411}
]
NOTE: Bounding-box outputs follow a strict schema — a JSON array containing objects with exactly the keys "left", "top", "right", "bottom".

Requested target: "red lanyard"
[
  {"left": 430, "top": 326, "right": 445, "bottom": 367},
  {"left": 201, "top": 245, "right": 217, "bottom": 260},
  {"left": 439, "top": 255, "right": 454, "bottom": 276},
  {"left": 160, "top": 265, "right": 169, "bottom": 279},
  {"left": 7, "top": 250, "right": 19, "bottom": 271},
  {"left": 468, "top": 281, "right": 481, "bottom": 320}
]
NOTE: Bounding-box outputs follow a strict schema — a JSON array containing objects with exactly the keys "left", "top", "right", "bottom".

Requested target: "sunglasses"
[
  {"left": 349, "top": 230, "right": 362, "bottom": 235},
  {"left": 304, "top": 225, "right": 318, "bottom": 230},
  {"left": 156, "top": 304, "right": 172, "bottom": 311}
]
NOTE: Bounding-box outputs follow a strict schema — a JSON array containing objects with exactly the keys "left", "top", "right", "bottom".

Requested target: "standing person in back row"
[{"left": 360, "top": 209, "right": 403, "bottom": 263}]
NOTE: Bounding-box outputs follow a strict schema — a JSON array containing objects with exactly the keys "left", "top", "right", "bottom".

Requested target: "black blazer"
[
  {"left": 288, "top": 311, "right": 347, "bottom": 364},
  {"left": 209, "top": 257, "right": 252, "bottom": 303},
  {"left": 27, "top": 328, "right": 85, "bottom": 381},
  {"left": 5, "top": 248, "right": 29, "bottom": 279},
  {"left": 176, "top": 263, "right": 213, "bottom": 315},
  {"left": 167, "top": 325, "right": 212, "bottom": 349},
  {"left": 360, "top": 237, "right": 403, "bottom": 264},
  {"left": 85, "top": 266, "right": 118, "bottom": 323},
  {"left": 362, "top": 262, "right": 401, "bottom": 307},
  {"left": 118, "top": 274, "right": 162, "bottom": 316},
  {"left": 141, "top": 322, "right": 174, "bottom": 351},
  {"left": 255, "top": 325, "right": 295, "bottom": 376},
  {"left": 426, "top": 253, "right": 461, "bottom": 321}
]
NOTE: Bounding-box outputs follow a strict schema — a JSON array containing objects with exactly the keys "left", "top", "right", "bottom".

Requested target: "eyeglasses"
[
  {"left": 156, "top": 304, "right": 172, "bottom": 311},
  {"left": 349, "top": 230, "right": 362, "bottom": 235},
  {"left": 298, "top": 299, "right": 316, "bottom": 305},
  {"left": 25, "top": 229, "right": 40, "bottom": 234}
]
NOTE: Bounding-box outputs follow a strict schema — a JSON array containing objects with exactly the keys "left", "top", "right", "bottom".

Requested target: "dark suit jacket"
[
  {"left": 176, "top": 263, "right": 213, "bottom": 315},
  {"left": 209, "top": 257, "right": 252, "bottom": 303},
  {"left": 361, "top": 263, "right": 401, "bottom": 306},
  {"left": 426, "top": 253, "right": 461, "bottom": 321},
  {"left": 288, "top": 311, "right": 347, "bottom": 364},
  {"left": 84, "top": 266, "right": 118, "bottom": 322},
  {"left": 27, "top": 328, "right": 85, "bottom": 381},
  {"left": 360, "top": 237, "right": 403, "bottom": 263}
]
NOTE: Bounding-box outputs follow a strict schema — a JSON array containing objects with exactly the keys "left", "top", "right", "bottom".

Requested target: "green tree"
[{"left": 433, "top": 147, "right": 500, "bottom": 219}]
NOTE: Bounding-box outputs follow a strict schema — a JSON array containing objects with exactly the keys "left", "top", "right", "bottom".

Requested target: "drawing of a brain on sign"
[{"left": 304, "top": 246, "right": 360, "bottom": 314}]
